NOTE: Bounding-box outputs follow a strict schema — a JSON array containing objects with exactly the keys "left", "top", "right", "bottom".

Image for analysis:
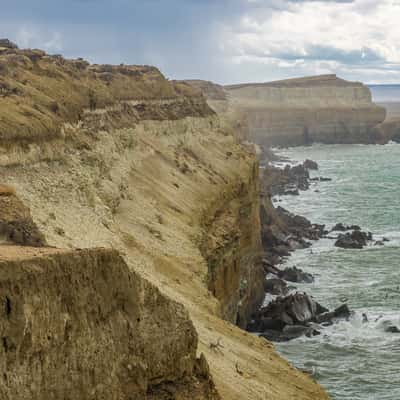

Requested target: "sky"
[{"left": 2, "top": 0, "right": 400, "bottom": 84}]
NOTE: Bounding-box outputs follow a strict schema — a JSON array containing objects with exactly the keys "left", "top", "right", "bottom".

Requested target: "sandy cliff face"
[
  {"left": 224, "top": 75, "right": 386, "bottom": 146},
  {"left": 0, "top": 246, "right": 218, "bottom": 399},
  {"left": 0, "top": 45, "right": 328, "bottom": 400}
]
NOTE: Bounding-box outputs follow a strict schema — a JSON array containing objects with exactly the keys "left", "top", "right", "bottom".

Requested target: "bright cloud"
[{"left": 220, "top": 0, "right": 400, "bottom": 82}]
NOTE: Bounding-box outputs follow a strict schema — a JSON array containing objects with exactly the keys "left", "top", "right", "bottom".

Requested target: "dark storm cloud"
[{"left": 0, "top": 0, "right": 399, "bottom": 83}]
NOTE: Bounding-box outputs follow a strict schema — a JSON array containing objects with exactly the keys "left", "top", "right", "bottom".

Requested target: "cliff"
[
  {"left": 223, "top": 75, "right": 386, "bottom": 146},
  {"left": 183, "top": 80, "right": 227, "bottom": 101},
  {"left": 0, "top": 245, "right": 218, "bottom": 399},
  {"left": 0, "top": 44, "right": 328, "bottom": 399},
  {"left": 370, "top": 118, "right": 400, "bottom": 143}
]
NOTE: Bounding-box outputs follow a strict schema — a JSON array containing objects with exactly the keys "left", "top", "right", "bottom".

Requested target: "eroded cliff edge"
[
  {"left": 0, "top": 43, "right": 328, "bottom": 399},
  {"left": 0, "top": 245, "right": 219, "bottom": 399}
]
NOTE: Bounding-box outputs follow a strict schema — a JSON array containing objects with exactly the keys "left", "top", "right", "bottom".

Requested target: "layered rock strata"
[
  {"left": 225, "top": 75, "right": 386, "bottom": 146},
  {"left": 0, "top": 246, "right": 219, "bottom": 399},
  {"left": 188, "top": 75, "right": 386, "bottom": 146},
  {"left": 0, "top": 44, "right": 329, "bottom": 400}
]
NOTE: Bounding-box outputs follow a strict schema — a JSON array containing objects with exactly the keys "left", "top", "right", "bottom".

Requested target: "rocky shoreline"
[{"left": 249, "top": 151, "right": 388, "bottom": 342}]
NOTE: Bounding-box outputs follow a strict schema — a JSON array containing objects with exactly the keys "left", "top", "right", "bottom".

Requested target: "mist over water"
[{"left": 272, "top": 143, "right": 400, "bottom": 400}]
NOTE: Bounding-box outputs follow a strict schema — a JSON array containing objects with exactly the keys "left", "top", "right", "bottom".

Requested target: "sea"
[{"left": 272, "top": 142, "right": 400, "bottom": 400}]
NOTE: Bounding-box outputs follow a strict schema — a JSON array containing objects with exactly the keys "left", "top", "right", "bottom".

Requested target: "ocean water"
[{"left": 272, "top": 143, "right": 400, "bottom": 400}]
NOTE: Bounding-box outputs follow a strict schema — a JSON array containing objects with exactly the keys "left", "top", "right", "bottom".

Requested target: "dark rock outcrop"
[
  {"left": 385, "top": 325, "right": 400, "bottom": 333},
  {"left": 249, "top": 292, "right": 350, "bottom": 342},
  {"left": 314, "top": 304, "right": 351, "bottom": 324},
  {"left": 278, "top": 266, "right": 314, "bottom": 284},
  {"left": 310, "top": 177, "right": 332, "bottom": 182},
  {"left": 275, "top": 207, "right": 326, "bottom": 241},
  {"left": 264, "top": 278, "right": 288, "bottom": 295},
  {"left": 335, "top": 230, "right": 373, "bottom": 249},
  {"left": 262, "top": 163, "right": 310, "bottom": 196},
  {"left": 303, "top": 159, "right": 318, "bottom": 170},
  {"left": 331, "top": 223, "right": 361, "bottom": 232}
]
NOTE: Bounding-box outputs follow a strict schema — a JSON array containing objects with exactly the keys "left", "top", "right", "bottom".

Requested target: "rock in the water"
[
  {"left": 310, "top": 177, "right": 332, "bottom": 182},
  {"left": 250, "top": 293, "right": 348, "bottom": 342},
  {"left": 303, "top": 159, "right": 319, "bottom": 170},
  {"left": 334, "top": 230, "right": 372, "bottom": 249},
  {"left": 283, "top": 187, "right": 300, "bottom": 196},
  {"left": 315, "top": 304, "right": 351, "bottom": 324},
  {"left": 264, "top": 278, "right": 288, "bottom": 295},
  {"left": 331, "top": 223, "right": 347, "bottom": 232},
  {"left": 333, "top": 304, "right": 351, "bottom": 318},
  {"left": 261, "top": 325, "right": 319, "bottom": 342},
  {"left": 331, "top": 223, "right": 361, "bottom": 232},
  {"left": 385, "top": 325, "right": 400, "bottom": 333},
  {"left": 278, "top": 266, "right": 314, "bottom": 283},
  {"left": 262, "top": 162, "right": 310, "bottom": 196},
  {"left": 254, "top": 292, "right": 323, "bottom": 326},
  {"left": 247, "top": 317, "right": 286, "bottom": 333},
  {"left": 275, "top": 206, "right": 326, "bottom": 240}
]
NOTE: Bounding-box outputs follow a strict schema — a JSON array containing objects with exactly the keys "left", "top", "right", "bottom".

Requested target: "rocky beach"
[
  {"left": 245, "top": 153, "right": 379, "bottom": 345},
  {"left": 262, "top": 143, "right": 400, "bottom": 399}
]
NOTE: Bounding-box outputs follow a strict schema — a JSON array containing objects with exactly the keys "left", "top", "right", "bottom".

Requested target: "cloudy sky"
[{"left": 2, "top": 0, "right": 400, "bottom": 84}]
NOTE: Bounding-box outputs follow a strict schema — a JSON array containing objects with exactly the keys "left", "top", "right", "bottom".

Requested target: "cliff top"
[
  {"left": 182, "top": 80, "right": 227, "bottom": 100},
  {"left": 0, "top": 41, "right": 212, "bottom": 142},
  {"left": 0, "top": 244, "right": 74, "bottom": 261},
  {"left": 225, "top": 74, "right": 364, "bottom": 90}
]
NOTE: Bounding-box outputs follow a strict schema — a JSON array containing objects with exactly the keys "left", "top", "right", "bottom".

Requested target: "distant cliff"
[
  {"left": 224, "top": 75, "right": 386, "bottom": 146},
  {"left": 186, "top": 75, "right": 386, "bottom": 146}
]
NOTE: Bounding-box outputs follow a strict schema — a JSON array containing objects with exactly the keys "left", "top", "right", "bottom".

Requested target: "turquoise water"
[{"left": 273, "top": 143, "right": 400, "bottom": 400}]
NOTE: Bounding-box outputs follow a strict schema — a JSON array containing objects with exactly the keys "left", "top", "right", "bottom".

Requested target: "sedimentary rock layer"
[
  {"left": 224, "top": 75, "right": 386, "bottom": 146},
  {"left": 0, "top": 45, "right": 212, "bottom": 146},
  {"left": 0, "top": 246, "right": 218, "bottom": 399},
  {"left": 0, "top": 45, "right": 329, "bottom": 400}
]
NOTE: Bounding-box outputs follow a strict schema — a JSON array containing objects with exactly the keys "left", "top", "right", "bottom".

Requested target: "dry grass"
[{"left": 0, "top": 49, "right": 209, "bottom": 143}]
